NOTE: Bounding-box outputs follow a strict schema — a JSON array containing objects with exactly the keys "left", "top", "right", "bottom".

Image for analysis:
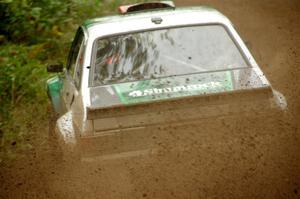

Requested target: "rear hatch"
[
  {"left": 87, "top": 24, "right": 275, "bottom": 133},
  {"left": 87, "top": 67, "right": 274, "bottom": 133}
]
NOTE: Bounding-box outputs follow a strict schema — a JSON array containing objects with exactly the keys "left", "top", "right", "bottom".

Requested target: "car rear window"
[{"left": 91, "top": 25, "right": 248, "bottom": 86}]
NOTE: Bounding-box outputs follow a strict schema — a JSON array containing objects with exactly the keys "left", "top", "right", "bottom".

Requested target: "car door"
[{"left": 61, "top": 28, "right": 85, "bottom": 111}]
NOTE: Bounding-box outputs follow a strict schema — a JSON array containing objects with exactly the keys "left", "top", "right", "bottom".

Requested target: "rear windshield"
[{"left": 91, "top": 25, "right": 248, "bottom": 86}]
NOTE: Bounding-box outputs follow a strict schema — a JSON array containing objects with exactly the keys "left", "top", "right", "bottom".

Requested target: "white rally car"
[{"left": 47, "top": 1, "right": 285, "bottom": 158}]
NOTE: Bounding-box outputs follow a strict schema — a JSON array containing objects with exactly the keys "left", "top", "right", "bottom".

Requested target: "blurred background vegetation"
[{"left": 0, "top": 0, "right": 140, "bottom": 162}]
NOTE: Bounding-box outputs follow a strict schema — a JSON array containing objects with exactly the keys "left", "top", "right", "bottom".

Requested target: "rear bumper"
[
  {"left": 82, "top": 88, "right": 282, "bottom": 158},
  {"left": 88, "top": 87, "right": 274, "bottom": 130}
]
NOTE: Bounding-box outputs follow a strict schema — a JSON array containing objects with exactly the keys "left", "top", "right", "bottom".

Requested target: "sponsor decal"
[
  {"left": 113, "top": 71, "right": 233, "bottom": 104},
  {"left": 128, "top": 82, "right": 223, "bottom": 97}
]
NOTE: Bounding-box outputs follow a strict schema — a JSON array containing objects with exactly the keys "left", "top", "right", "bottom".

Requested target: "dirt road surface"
[{"left": 1, "top": 0, "right": 300, "bottom": 198}]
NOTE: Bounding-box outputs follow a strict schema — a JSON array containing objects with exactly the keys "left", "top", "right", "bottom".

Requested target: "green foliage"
[
  {"left": 1, "top": 0, "right": 67, "bottom": 43},
  {"left": 0, "top": 44, "right": 48, "bottom": 109},
  {"left": 0, "top": 44, "right": 50, "bottom": 161},
  {"left": 1, "top": 0, "right": 142, "bottom": 43}
]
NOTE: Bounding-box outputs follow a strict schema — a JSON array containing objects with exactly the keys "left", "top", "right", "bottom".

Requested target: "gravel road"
[{"left": 1, "top": 0, "right": 300, "bottom": 198}]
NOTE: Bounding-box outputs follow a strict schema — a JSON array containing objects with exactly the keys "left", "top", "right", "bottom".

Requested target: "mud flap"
[{"left": 55, "top": 111, "right": 80, "bottom": 160}]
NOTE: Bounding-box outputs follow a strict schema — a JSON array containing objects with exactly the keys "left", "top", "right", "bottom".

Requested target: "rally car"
[{"left": 47, "top": 1, "right": 285, "bottom": 158}]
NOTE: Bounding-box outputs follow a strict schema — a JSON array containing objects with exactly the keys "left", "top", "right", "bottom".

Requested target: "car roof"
[{"left": 82, "top": 6, "right": 231, "bottom": 38}]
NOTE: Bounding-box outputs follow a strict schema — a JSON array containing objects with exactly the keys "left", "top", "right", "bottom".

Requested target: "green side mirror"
[{"left": 47, "top": 64, "right": 64, "bottom": 73}]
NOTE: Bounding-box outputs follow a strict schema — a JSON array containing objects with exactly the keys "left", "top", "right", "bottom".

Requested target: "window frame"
[
  {"left": 66, "top": 27, "right": 85, "bottom": 90},
  {"left": 73, "top": 41, "right": 85, "bottom": 90}
]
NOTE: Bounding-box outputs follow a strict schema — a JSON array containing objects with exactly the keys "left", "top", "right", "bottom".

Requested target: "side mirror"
[{"left": 47, "top": 63, "right": 64, "bottom": 73}]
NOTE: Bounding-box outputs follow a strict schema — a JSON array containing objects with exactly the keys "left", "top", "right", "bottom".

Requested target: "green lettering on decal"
[{"left": 113, "top": 71, "right": 233, "bottom": 105}]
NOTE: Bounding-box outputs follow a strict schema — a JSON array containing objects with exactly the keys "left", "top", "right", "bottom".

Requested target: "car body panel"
[
  {"left": 47, "top": 75, "right": 63, "bottom": 114},
  {"left": 47, "top": 5, "right": 285, "bottom": 158}
]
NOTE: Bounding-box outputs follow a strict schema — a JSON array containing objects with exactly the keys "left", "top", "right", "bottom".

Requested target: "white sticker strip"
[{"left": 106, "top": 86, "right": 115, "bottom": 95}]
